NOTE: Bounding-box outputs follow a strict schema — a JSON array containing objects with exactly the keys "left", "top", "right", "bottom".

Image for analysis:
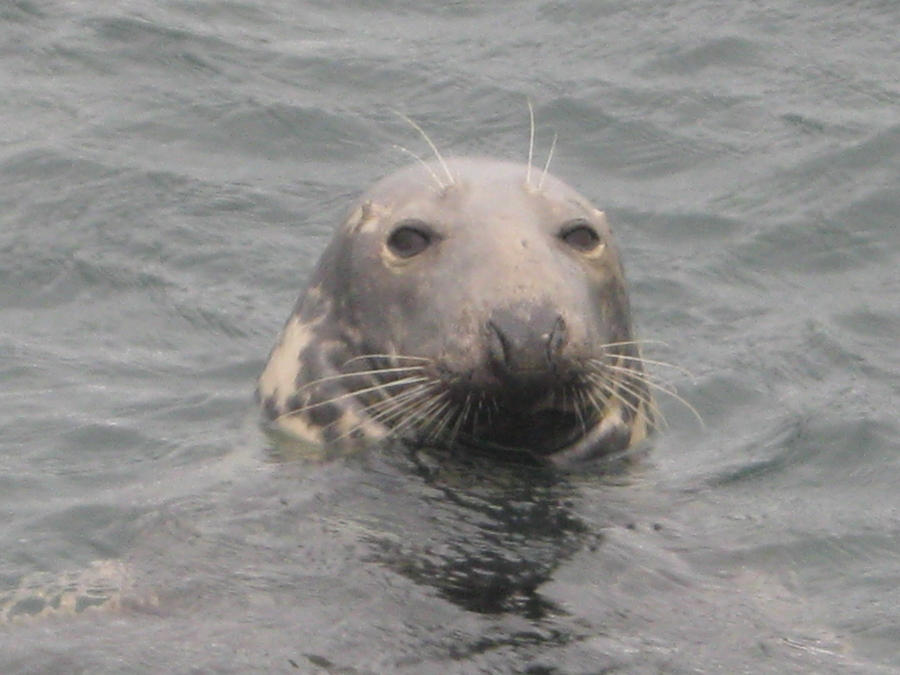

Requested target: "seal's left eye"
[
  {"left": 387, "top": 221, "right": 433, "bottom": 258},
  {"left": 560, "top": 219, "right": 601, "bottom": 252}
]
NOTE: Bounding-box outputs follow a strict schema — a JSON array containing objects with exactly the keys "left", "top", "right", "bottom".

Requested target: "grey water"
[{"left": 1, "top": 0, "right": 899, "bottom": 672}]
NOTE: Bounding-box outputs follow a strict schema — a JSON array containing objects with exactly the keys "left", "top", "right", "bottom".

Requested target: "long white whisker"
[
  {"left": 356, "top": 382, "right": 433, "bottom": 419},
  {"left": 587, "top": 371, "right": 665, "bottom": 429},
  {"left": 590, "top": 360, "right": 679, "bottom": 391},
  {"left": 421, "top": 397, "right": 455, "bottom": 442},
  {"left": 396, "top": 112, "right": 454, "bottom": 187},
  {"left": 363, "top": 386, "right": 436, "bottom": 431},
  {"left": 449, "top": 394, "right": 472, "bottom": 447},
  {"left": 432, "top": 398, "right": 462, "bottom": 444},
  {"left": 597, "top": 365, "right": 703, "bottom": 427},
  {"left": 393, "top": 144, "right": 446, "bottom": 190},
  {"left": 389, "top": 391, "right": 449, "bottom": 439},
  {"left": 342, "top": 354, "right": 432, "bottom": 366},
  {"left": 585, "top": 372, "right": 644, "bottom": 420},
  {"left": 601, "top": 362, "right": 677, "bottom": 390},
  {"left": 571, "top": 386, "right": 588, "bottom": 436},
  {"left": 291, "top": 365, "right": 425, "bottom": 396},
  {"left": 278, "top": 376, "right": 428, "bottom": 419},
  {"left": 581, "top": 384, "right": 608, "bottom": 417},
  {"left": 329, "top": 381, "right": 437, "bottom": 441},
  {"left": 470, "top": 393, "right": 485, "bottom": 437},
  {"left": 537, "top": 131, "right": 557, "bottom": 190},
  {"left": 597, "top": 361, "right": 673, "bottom": 394},
  {"left": 614, "top": 376, "right": 665, "bottom": 424},
  {"left": 600, "top": 339, "right": 669, "bottom": 349},
  {"left": 526, "top": 98, "right": 535, "bottom": 187},
  {"left": 598, "top": 354, "right": 695, "bottom": 379}
]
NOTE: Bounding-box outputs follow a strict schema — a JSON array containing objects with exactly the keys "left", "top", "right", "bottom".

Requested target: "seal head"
[{"left": 258, "top": 157, "right": 652, "bottom": 464}]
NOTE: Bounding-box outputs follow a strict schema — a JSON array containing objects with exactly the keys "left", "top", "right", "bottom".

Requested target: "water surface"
[{"left": 2, "top": 1, "right": 899, "bottom": 672}]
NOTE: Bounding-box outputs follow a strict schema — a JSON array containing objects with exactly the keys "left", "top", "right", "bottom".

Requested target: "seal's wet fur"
[{"left": 258, "top": 157, "right": 652, "bottom": 464}]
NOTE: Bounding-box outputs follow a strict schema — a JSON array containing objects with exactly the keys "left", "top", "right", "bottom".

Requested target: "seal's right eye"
[
  {"left": 387, "top": 220, "right": 433, "bottom": 258},
  {"left": 559, "top": 219, "right": 602, "bottom": 252}
]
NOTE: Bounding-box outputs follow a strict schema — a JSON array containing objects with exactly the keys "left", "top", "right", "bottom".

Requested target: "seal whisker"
[
  {"left": 600, "top": 339, "right": 669, "bottom": 350},
  {"left": 397, "top": 391, "right": 453, "bottom": 440},
  {"left": 408, "top": 391, "right": 453, "bottom": 442},
  {"left": 355, "top": 381, "right": 435, "bottom": 419},
  {"left": 526, "top": 98, "right": 535, "bottom": 188},
  {"left": 571, "top": 385, "right": 589, "bottom": 435},
  {"left": 590, "top": 377, "right": 654, "bottom": 432},
  {"left": 464, "top": 396, "right": 481, "bottom": 444},
  {"left": 584, "top": 372, "right": 646, "bottom": 421},
  {"left": 586, "top": 363, "right": 660, "bottom": 406},
  {"left": 420, "top": 396, "right": 455, "bottom": 443},
  {"left": 609, "top": 373, "right": 663, "bottom": 419},
  {"left": 343, "top": 354, "right": 433, "bottom": 366},
  {"left": 361, "top": 385, "right": 442, "bottom": 438},
  {"left": 590, "top": 358, "right": 677, "bottom": 391},
  {"left": 586, "top": 370, "right": 666, "bottom": 430},
  {"left": 278, "top": 376, "right": 429, "bottom": 419},
  {"left": 331, "top": 386, "right": 438, "bottom": 443},
  {"left": 448, "top": 394, "right": 473, "bottom": 448},
  {"left": 603, "top": 354, "right": 695, "bottom": 379},
  {"left": 614, "top": 383, "right": 663, "bottom": 430},
  {"left": 420, "top": 395, "right": 460, "bottom": 444},
  {"left": 581, "top": 382, "right": 609, "bottom": 419},
  {"left": 596, "top": 361, "right": 671, "bottom": 390},
  {"left": 576, "top": 387, "right": 591, "bottom": 433},
  {"left": 393, "top": 144, "right": 447, "bottom": 191},
  {"left": 395, "top": 112, "right": 455, "bottom": 187},
  {"left": 597, "top": 363, "right": 703, "bottom": 427},
  {"left": 291, "top": 366, "right": 426, "bottom": 397},
  {"left": 537, "top": 131, "right": 557, "bottom": 191},
  {"left": 473, "top": 393, "right": 486, "bottom": 435}
]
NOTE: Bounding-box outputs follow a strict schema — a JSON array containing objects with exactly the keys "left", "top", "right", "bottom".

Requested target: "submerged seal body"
[{"left": 258, "top": 157, "right": 652, "bottom": 464}]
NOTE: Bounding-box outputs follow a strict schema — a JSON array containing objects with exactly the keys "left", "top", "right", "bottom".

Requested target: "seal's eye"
[
  {"left": 560, "top": 220, "right": 601, "bottom": 252},
  {"left": 387, "top": 220, "right": 433, "bottom": 258}
]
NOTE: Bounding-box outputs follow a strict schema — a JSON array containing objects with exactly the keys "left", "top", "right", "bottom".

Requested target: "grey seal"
[{"left": 257, "top": 157, "right": 653, "bottom": 464}]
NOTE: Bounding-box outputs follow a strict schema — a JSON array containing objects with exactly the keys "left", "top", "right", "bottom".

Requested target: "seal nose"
[{"left": 487, "top": 307, "right": 568, "bottom": 379}]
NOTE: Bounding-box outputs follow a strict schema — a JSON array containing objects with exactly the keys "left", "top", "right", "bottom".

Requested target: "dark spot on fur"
[
  {"left": 320, "top": 425, "right": 340, "bottom": 445},
  {"left": 285, "top": 393, "right": 306, "bottom": 412},
  {"left": 307, "top": 402, "right": 342, "bottom": 429},
  {"left": 262, "top": 396, "right": 280, "bottom": 420},
  {"left": 295, "top": 357, "right": 318, "bottom": 391},
  {"left": 606, "top": 423, "right": 632, "bottom": 452}
]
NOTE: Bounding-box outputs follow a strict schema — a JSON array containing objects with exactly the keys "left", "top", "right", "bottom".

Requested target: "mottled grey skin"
[{"left": 258, "top": 157, "right": 651, "bottom": 464}]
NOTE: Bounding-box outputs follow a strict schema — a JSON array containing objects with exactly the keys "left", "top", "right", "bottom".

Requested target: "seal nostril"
[
  {"left": 547, "top": 316, "right": 568, "bottom": 363},
  {"left": 487, "top": 319, "right": 511, "bottom": 368}
]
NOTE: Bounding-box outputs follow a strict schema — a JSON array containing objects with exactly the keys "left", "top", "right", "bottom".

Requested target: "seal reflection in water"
[{"left": 257, "top": 157, "right": 654, "bottom": 464}]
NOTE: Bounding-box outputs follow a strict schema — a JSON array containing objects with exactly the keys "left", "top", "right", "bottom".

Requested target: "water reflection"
[{"left": 352, "top": 445, "right": 595, "bottom": 617}]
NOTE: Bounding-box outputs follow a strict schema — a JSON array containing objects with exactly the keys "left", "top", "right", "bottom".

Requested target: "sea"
[{"left": 1, "top": 1, "right": 899, "bottom": 672}]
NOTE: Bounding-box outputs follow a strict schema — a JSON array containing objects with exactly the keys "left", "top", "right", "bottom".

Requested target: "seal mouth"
[
  {"left": 326, "top": 350, "right": 653, "bottom": 463},
  {"left": 459, "top": 405, "right": 593, "bottom": 458},
  {"left": 439, "top": 373, "right": 600, "bottom": 458}
]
